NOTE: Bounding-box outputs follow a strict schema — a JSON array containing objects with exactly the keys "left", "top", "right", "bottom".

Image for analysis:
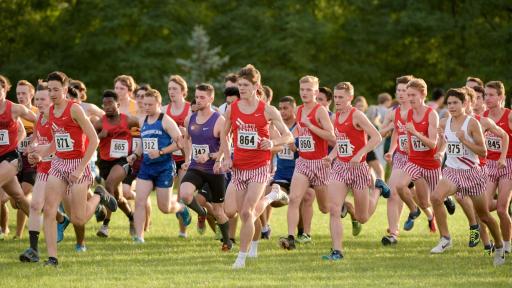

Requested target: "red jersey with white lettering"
[
  {"left": 334, "top": 108, "right": 367, "bottom": 162},
  {"left": 166, "top": 102, "right": 190, "bottom": 162},
  {"left": 296, "top": 104, "right": 329, "bottom": 160},
  {"left": 407, "top": 107, "right": 440, "bottom": 169},
  {"left": 49, "top": 101, "right": 86, "bottom": 159},
  {"left": 473, "top": 114, "right": 487, "bottom": 167},
  {"left": 35, "top": 114, "right": 54, "bottom": 174},
  {"left": 0, "top": 101, "right": 19, "bottom": 155},
  {"left": 394, "top": 106, "right": 408, "bottom": 155},
  {"left": 483, "top": 109, "right": 512, "bottom": 160},
  {"left": 230, "top": 99, "right": 271, "bottom": 169},
  {"left": 99, "top": 113, "right": 132, "bottom": 161}
]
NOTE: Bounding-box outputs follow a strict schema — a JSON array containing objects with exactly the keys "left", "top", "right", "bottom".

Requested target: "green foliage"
[{"left": 1, "top": 0, "right": 511, "bottom": 104}]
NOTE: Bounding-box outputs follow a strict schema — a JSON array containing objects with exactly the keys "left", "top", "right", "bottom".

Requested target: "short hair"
[
  {"left": 238, "top": 64, "right": 261, "bottom": 85},
  {"left": 36, "top": 80, "right": 48, "bottom": 91},
  {"left": 114, "top": 75, "right": 136, "bottom": 92},
  {"left": 70, "top": 79, "right": 87, "bottom": 101},
  {"left": 462, "top": 86, "right": 476, "bottom": 102},
  {"left": 431, "top": 88, "right": 445, "bottom": 101},
  {"left": 406, "top": 78, "right": 427, "bottom": 95},
  {"left": 47, "top": 71, "right": 69, "bottom": 87},
  {"left": 396, "top": 75, "right": 414, "bottom": 85},
  {"left": 334, "top": 82, "right": 354, "bottom": 96},
  {"left": 144, "top": 88, "right": 162, "bottom": 104},
  {"left": 472, "top": 85, "right": 485, "bottom": 96},
  {"left": 466, "top": 76, "right": 484, "bottom": 87},
  {"left": 319, "top": 87, "right": 333, "bottom": 101},
  {"left": 354, "top": 96, "right": 368, "bottom": 111},
  {"left": 299, "top": 75, "right": 319, "bottom": 87},
  {"left": 0, "top": 75, "right": 11, "bottom": 91},
  {"left": 224, "top": 73, "right": 238, "bottom": 84},
  {"left": 224, "top": 86, "right": 240, "bottom": 98},
  {"left": 279, "top": 96, "right": 296, "bottom": 106},
  {"left": 262, "top": 85, "right": 273, "bottom": 102},
  {"left": 168, "top": 75, "right": 188, "bottom": 96},
  {"left": 446, "top": 88, "right": 467, "bottom": 103},
  {"left": 134, "top": 83, "right": 151, "bottom": 95},
  {"left": 16, "top": 80, "right": 35, "bottom": 95},
  {"left": 377, "top": 92, "right": 392, "bottom": 104},
  {"left": 67, "top": 86, "right": 79, "bottom": 99},
  {"left": 102, "top": 90, "right": 118, "bottom": 102},
  {"left": 486, "top": 81, "right": 505, "bottom": 96},
  {"left": 195, "top": 83, "right": 215, "bottom": 97}
]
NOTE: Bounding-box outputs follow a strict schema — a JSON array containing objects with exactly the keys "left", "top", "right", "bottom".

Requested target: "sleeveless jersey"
[
  {"left": 407, "top": 107, "right": 440, "bottom": 169},
  {"left": 296, "top": 104, "right": 329, "bottom": 160},
  {"left": 35, "top": 114, "right": 54, "bottom": 174},
  {"left": 17, "top": 105, "right": 38, "bottom": 153},
  {"left": 473, "top": 114, "right": 487, "bottom": 167},
  {"left": 0, "top": 101, "right": 19, "bottom": 155},
  {"left": 483, "top": 109, "right": 512, "bottom": 160},
  {"left": 334, "top": 108, "right": 367, "bottom": 163},
  {"left": 394, "top": 106, "right": 408, "bottom": 154},
  {"left": 275, "top": 123, "right": 298, "bottom": 181},
  {"left": 98, "top": 113, "right": 132, "bottom": 161},
  {"left": 166, "top": 102, "right": 190, "bottom": 162},
  {"left": 230, "top": 99, "right": 271, "bottom": 169},
  {"left": 140, "top": 113, "right": 172, "bottom": 165},
  {"left": 50, "top": 101, "right": 86, "bottom": 159},
  {"left": 444, "top": 116, "right": 479, "bottom": 169},
  {"left": 188, "top": 111, "right": 221, "bottom": 173}
]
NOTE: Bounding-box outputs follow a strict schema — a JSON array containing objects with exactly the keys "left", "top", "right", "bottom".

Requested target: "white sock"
[
  {"left": 503, "top": 241, "right": 511, "bottom": 252},
  {"left": 262, "top": 225, "right": 270, "bottom": 233},
  {"left": 233, "top": 252, "right": 247, "bottom": 269},
  {"left": 248, "top": 241, "right": 259, "bottom": 258}
]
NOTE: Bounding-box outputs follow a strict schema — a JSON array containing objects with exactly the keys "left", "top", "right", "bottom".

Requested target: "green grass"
[{"left": 1, "top": 194, "right": 511, "bottom": 287}]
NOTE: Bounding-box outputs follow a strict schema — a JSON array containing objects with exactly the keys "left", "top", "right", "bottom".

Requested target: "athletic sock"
[
  {"left": 186, "top": 197, "right": 207, "bottom": 217},
  {"left": 261, "top": 225, "right": 269, "bottom": 233},
  {"left": 127, "top": 213, "right": 134, "bottom": 222},
  {"left": 103, "top": 218, "right": 110, "bottom": 226},
  {"left": 218, "top": 221, "right": 230, "bottom": 245},
  {"left": 297, "top": 227, "right": 304, "bottom": 236},
  {"left": 469, "top": 224, "right": 479, "bottom": 230},
  {"left": 29, "top": 230, "right": 39, "bottom": 251},
  {"left": 249, "top": 241, "right": 259, "bottom": 258},
  {"left": 503, "top": 241, "right": 511, "bottom": 252}
]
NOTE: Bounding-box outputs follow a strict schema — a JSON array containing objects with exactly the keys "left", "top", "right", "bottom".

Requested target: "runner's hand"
[
  {"left": 98, "top": 129, "right": 109, "bottom": 139},
  {"left": 384, "top": 152, "right": 392, "bottom": 163},
  {"left": 196, "top": 154, "right": 209, "bottom": 164},
  {"left": 498, "top": 157, "right": 506, "bottom": 169},
  {"left": 322, "top": 156, "right": 333, "bottom": 168},
  {"left": 127, "top": 154, "right": 137, "bottom": 165},
  {"left": 222, "top": 158, "right": 233, "bottom": 172},
  {"left": 213, "top": 161, "right": 222, "bottom": 174},
  {"left": 405, "top": 122, "right": 417, "bottom": 135},
  {"left": 182, "top": 161, "right": 190, "bottom": 171},
  {"left": 349, "top": 153, "right": 363, "bottom": 165},
  {"left": 148, "top": 150, "right": 160, "bottom": 159},
  {"left": 70, "top": 167, "right": 84, "bottom": 184},
  {"left": 260, "top": 138, "right": 273, "bottom": 150}
]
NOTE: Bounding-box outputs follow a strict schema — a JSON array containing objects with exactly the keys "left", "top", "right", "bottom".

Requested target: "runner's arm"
[
  {"left": 71, "top": 104, "right": 99, "bottom": 170},
  {"left": 463, "top": 118, "right": 486, "bottom": 157},
  {"left": 482, "top": 117, "right": 508, "bottom": 161},
  {"left": 16, "top": 119, "right": 26, "bottom": 146},
  {"left": 160, "top": 114, "right": 184, "bottom": 155},
  {"left": 353, "top": 110, "right": 382, "bottom": 159},
  {"left": 265, "top": 105, "right": 293, "bottom": 147},
  {"left": 307, "top": 106, "right": 335, "bottom": 142}
]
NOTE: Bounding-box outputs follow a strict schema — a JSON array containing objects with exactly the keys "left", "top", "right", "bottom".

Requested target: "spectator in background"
[
  {"left": 317, "top": 87, "right": 333, "bottom": 114},
  {"left": 219, "top": 73, "right": 239, "bottom": 114},
  {"left": 366, "top": 93, "right": 392, "bottom": 174},
  {"left": 262, "top": 85, "right": 273, "bottom": 104}
]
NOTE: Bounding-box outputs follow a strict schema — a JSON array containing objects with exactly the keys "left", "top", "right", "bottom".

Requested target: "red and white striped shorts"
[
  {"left": 35, "top": 173, "right": 49, "bottom": 183},
  {"left": 232, "top": 164, "right": 270, "bottom": 192},
  {"left": 486, "top": 158, "right": 512, "bottom": 184},
  {"left": 329, "top": 160, "right": 372, "bottom": 191},
  {"left": 294, "top": 157, "right": 329, "bottom": 187},
  {"left": 403, "top": 162, "right": 440, "bottom": 192},
  {"left": 392, "top": 152, "right": 408, "bottom": 171},
  {"left": 49, "top": 158, "right": 93, "bottom": 186},
  {"left": 442, "top": 166, "right": 486, "bottom": 197}
]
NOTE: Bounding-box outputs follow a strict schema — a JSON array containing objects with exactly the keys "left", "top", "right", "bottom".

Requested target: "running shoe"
[
  {"left": 431, "top": 237, "right": 452, "bottom": 254},
  {"left": 381, "top": 235, "right": 398, "bottom": 246},
  {"left": 197, "top": 215, "right": 206, "bottom": 235},
  {"left": 444, "top": 197, "right": 456, "bottom": 215},
  {"left": 493, "top": 248, "right": 505, "bottom": 266},
  {"left": 261, "top": 225, "right": 271, "bottom": 240},
  {"left": 43, "top": 258, "right": 58, "bottom": 267},
  {"left": 96, "top": 225, "right": 109, "bottom": 238},
  {"left": 468, "top": 226, "right": 480, "bottom": 248},
  {"left": 221, "top": 240, "right": 233, "bottom": 252},
  {"left": 403, "top": 208, "right": 421, "bottom": 231},
  {"left": 296, "top": 233, "right": 312, "bottom": 244},
  {"left": 133, "top": 236, "right": 145, "bottom": 244},
  {"left": 340, "top": 203, "right": 348, "bottom": 218},
  {"left": 94, "top": 185, "right": 118, "bottom": 212},
  {"left": 273, "top": 185, "right": 289, "bottom": 204},
  {"left": 178, "top": 232, "right": 188, "bottom": 238},
  {"left": 75, "top": 244, "right": 87, "bottom": 252},
  {"left": 279, "top": 236, "right": 296, "bottom": 250},
  {"left": 19, "top": 248, "right": 39, "bottom": 263},
  {"left": 484, "top": 242, "right": 495, "bottom": 256},
  {"left": 375, "top": 178, "right": 391, "bottom": 198},
  {"left": 321, "top": 249, "right": 343, "bottom": 261},
  {"left": 57, "top": 215, "right": 70, "bottom": 243},
  {"left": 428, "top": 216, "right": 437, "bottom": 233},
  {"left": 352, "top": 220, "right": 362, "bottom": 236},
  {"left": 129, "top": 221, "right": 136, "bottom": 238},
  {"left": 176, "top": 206, "right": 192, "bottom": 227},
  {"left": 95, "top": 204, "right": 107, "bottom": 222}
]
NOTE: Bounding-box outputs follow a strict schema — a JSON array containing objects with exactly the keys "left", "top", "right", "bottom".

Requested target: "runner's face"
[
  {"left": 34, "top": 90, "right": 50, "bottom": 113},
  {"left": 466, "top": 81, "right": 479, "bottom": 89},
  {"left": 135, "top": 90, "right": 145, "bottom": 109},
  {"left": 168, "top": 81, "right": 184, "bottom": 102},
  {"left": 333, "top": 89, "right": 352, "bottom": 110},
  {"left": 114, "top": 81, "right": 130, "bottom": 100},
  {"left": 48, "top": 81, "right": 67, "bottom": 104},
  {"left": 447, "top": 96, "right": 464, "bottom": 117},
  {"left": 300, "top": 82, "right": 318, "bottom": 104},
  {"left": 278, "top": 102, "right": 294, "bottom": 121},
  {"left": 475, "top": 92, "right": 486, "bottom": 111},
  {"left": 194, "top": 90, "right": 212, "bottom": 111},
  {"left": 237, "top": 78, "right": 256, "bottom": 99},
  {"left": 484, "top": 87, "right": 501, "bottom": 109},
  {"left": 316, "top": 92, "right": 330, "bottom": 109},
  {"left": 143, "top": 97, "right": 160, "bottom": 116},
  {"left": 396, "top": 83, "right": 408, "bottom": 104},
  {"left": 407, "top": 87, "right": 424, "bottom": 109},
  {"left": 16, "top": 85, "right": 33, "bottom": 106},
  {"left": 102, "top": 97, "right": 119, "bottom": 117}
]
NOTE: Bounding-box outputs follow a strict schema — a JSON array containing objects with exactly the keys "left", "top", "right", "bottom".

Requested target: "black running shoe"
[
  {"left": 95, "top": 204, "right": 107, "bottom": 222},
  {"left": 381, "top": 235, "right": 398, "bottom": 246},
  {"left": 19, "top": 248, "right": 39, "bottom": 263},
  {"left": 279, "top": 235, "right": 296, "bottom": 250},
  {"left": 484, "top": 242, "right": 495, "bottom": 256},
  {"left": 468, "top": 226, "right": 480, "bottom": 248},
  {"left": 94, "top": 185, "right": 118, "bottom": 212},
  {"left": 444, "top": 197, "right": 456, "bottom": 215},
  {"left": 43, "top": 257, "right": 58, "bottom": 267}
]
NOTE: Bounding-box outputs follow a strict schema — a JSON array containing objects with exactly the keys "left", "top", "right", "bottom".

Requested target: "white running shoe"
[
  {"left": 430, "top": 237, "right": 452, "bottom": 254},
  {"left": 493, "top": 248, "right": 505, "bottom": 266},
  {"left": 96, "top": 225, "right": 109, "bottom": 238},
  {"left": 248, "top": 242, "right": 258, "bottom": 258},
  {"left": 272, "top": 184, "right": 289, "bottom": 204},
  {"left": 232, "top": 257, "right": 246, "bottom": 269}
]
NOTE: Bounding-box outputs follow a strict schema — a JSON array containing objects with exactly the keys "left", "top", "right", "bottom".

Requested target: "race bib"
[
  {"left": 0, "top": 130, "right": 9, "bottom": 145},
  {"left": 142, "top": 138, "right": 158, "bottom": 154},
  {"left": 192, "top": 144, "right": 210, "bottom": 160},
  {"left": 398, "top": 135, "right": 408, "bottom": 151},
  {"left": 446, "top": 141, "right": 464, "bottom": 157},
  {"left": 336, "top": 139, "right": 353, "bottom": 157},
  {"left": 18, "top": 135, "right": 32, "bottom": 152},
  {"left": 237, "top": 130, "right": 258, "bottom": 149},
  {"left": 110, "top": 139, "right": 129, "bottom": 158},
  {"left": 277, "top": 144, "right": 294, "bottom": 160},
  {"left": 55, "top": 133, "right": 73, "bottom": 152},
  {"left": 486, "top": 136, "right": 502, "bottom": 152},
  {"left": 411, "top": 136, "right": 428, "bottom": 151},
  {"left": 132, "top": 138, "right": 141, "bottom": 153},
  {"left": 298, "top": 135, "right": 314, "bottom": 152}
]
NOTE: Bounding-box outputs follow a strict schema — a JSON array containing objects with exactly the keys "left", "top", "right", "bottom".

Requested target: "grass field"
[{"left": 0, "top": 194, "right": 511, "bottom": 287}]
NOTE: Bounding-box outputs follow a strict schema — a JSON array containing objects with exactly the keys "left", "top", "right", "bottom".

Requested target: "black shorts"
[
  {"left": 181, "top": 169, "right": 226, "bottom": 203},
  {"left": 366, "top": 150, "right": 377, "bottom": 162},
  {"left": 197, "top": 183, "right": 212, "bottom": 203},
  {"left": 175, "top": 160, "right": 185, "bottom": 172},
  {"left": 270, "top": 179, "right": 291, "bottom": 194},
  {"left": 97, "top": 158, "right": 128, "bottom": 181},
  {"left": 17, "top": 168, "right": 36, "bottom": 186},
  {"left": 0, "top": 150, "right": 21, "bottom": 171}
]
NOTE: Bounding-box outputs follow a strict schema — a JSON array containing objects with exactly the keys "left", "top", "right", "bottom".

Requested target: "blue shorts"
[{"left": 137, "top": 161, "right": 175, "bottom": 188}]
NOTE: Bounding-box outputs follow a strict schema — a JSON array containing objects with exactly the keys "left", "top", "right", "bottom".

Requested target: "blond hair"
[
  {"left": 299, "top": 75, "right": 319, "bottom": 88},
  {"left": 334, "top": 82, "right": 354, "bottom": 96},
  {"left": 168, "top": 75, "right": 188, "bottom": 96},
  {"left": 238, "top": 64, "right": 261, "bottom": 85},
  {"left": 16, "top": 80, "right": 35, "bottom": 95},
  {"left": 406, "top": 78, "right": 428, "bottom": 96},
  {"left": 114, "top": 75, "right": 136, "bottom": 92},
  {"left": 485, "top": 81, "right": 505, "bottom": 96},
  {"left": 144, "top": 89, "right": 162, "bottom": 104}
]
